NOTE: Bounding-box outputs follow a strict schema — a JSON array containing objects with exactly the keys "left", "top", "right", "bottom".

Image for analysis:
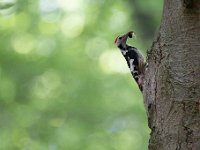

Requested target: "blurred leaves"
[
  {"left": 0, "top": 0, "right": 163, "bottom": 150},
  {"left": 0, "top": 2, "right": 14, "bottom": 9}
]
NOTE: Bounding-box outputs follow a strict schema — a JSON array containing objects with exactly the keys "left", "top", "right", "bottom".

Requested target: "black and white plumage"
[{"left": 114, "top": 31, "right": 146, "bottom": 91}]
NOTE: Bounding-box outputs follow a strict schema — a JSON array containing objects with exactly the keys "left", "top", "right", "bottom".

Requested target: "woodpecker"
[{"left": 114, "top": 31, "right": 146, "bottom": 91}]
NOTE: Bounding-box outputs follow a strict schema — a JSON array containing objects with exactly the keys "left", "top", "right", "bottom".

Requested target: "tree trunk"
[{"left": 144, "top": 0, "right": 200, "bottom": 150}]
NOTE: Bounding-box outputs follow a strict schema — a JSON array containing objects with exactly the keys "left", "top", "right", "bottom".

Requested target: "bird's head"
[{"left": 114, "top": 31, "right": 135, "bottom": 48}]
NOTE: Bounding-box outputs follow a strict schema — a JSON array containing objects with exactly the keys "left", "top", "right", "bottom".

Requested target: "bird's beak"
[
  {"left": 126, "top": 31, "right": 136, "bottom": 39},
  {"left": 115, "top": 31, "right": 136, "bottom": 46},
  {"left": 121, "top": 31, "right": 135, "bottom": 44}
]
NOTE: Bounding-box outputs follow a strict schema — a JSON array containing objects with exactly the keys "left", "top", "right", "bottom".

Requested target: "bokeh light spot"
[
  {"left": 39, "top": 0, "right": 59, "bottom": 13},
  {"left": 12, "top": 33, "right": 36, "bottom": 54},
  {"left": 109, "top": 9, "right": 128, "bottom": 31},
  {"left": 61, "top": 14, "right": 85, "bottom": 38},
  {"left": 57, "top": 0, "right": 84, "bottom": 12}
]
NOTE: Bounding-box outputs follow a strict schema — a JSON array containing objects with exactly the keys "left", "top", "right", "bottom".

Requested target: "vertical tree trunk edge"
[{"left": 143, "top": 0, "right": 200, "bottom": 150}]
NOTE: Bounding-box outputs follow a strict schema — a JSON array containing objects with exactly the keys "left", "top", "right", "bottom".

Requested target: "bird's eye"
[{"left": 119, "top": 37, "right": 122, "bottom": 40}]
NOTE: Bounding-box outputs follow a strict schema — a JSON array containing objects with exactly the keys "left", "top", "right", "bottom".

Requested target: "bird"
[{"left": 114, "top": 31, "right": 146, "bottom": 91}]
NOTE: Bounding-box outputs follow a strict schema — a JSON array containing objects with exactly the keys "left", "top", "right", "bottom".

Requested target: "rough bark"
[{"left": 144, "top": 0, "right": 200, "bottom": 150}]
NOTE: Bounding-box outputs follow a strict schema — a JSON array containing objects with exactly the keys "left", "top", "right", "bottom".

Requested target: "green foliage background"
[{"left": 0, "top": 0, "right": 163, "bottom": 149}]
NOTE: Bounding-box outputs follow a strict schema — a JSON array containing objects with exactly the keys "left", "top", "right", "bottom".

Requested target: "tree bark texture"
[{"left": 144, "top": 0, "right": 200, "bottom": 150}]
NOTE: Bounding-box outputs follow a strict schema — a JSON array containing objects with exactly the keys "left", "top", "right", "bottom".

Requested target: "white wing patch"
[
  {"left": 121, "top": 50, "right": 128, "bottom": 55},
  {"left": 129, "top": 59, "right": 135, "bottom": 72},
  {"left": 129, "top": 58, "right": 139, "bottom": 79}
]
